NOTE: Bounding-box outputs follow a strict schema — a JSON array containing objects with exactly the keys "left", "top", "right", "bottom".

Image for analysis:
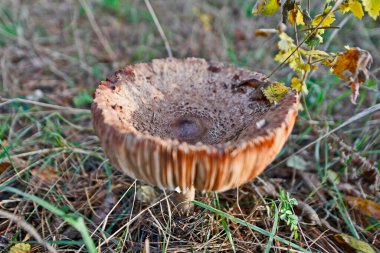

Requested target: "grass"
[{"left": 0, "top": 0, "right": 379, "bottom": 252}]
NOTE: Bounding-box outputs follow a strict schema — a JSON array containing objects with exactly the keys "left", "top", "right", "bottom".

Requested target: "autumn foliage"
[{"left": 253, "top": 0, "right": 378, "bottom": 104}]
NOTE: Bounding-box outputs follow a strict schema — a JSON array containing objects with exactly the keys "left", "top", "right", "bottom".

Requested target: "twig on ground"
[{"left": 0, "top": 209, "right": 58, "bottom": 253}]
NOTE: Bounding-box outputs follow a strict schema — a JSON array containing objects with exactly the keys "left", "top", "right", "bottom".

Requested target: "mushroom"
[{"left": 92, "top": 58, "right": 299, "bottom": 213}]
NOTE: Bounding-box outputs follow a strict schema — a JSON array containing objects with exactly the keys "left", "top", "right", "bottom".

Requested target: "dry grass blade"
[
  {"left": 0, "top": 97, "right": 90, "bottom": 114},
  {"left": 144, "top": 0, "right": 173, "bottom": 58},
  {"left": 193, "top": 200, "right": 311, "bottom": 253},
  {"left": 0, "top": 209, "right": 58, "bottom": 253},
  {"left": 0, "top": 1, "right": 378, "bottom": 252},
  {"left": 272, "top": 102, "right": 380, "bottom": 169}
]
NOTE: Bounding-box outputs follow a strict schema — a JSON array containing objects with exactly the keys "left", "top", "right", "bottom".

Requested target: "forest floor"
[{"left": 0, "top": 1, "right": 379, "bottom": 252}]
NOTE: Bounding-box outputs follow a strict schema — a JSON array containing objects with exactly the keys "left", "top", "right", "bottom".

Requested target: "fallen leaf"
[
  {"left": 295, "top": 200, "right": 321, "bottom": 226},
  {"left": 333, "top": 233, "right": 375, "bottom": 253},
  {"left": 0, "top": 162, "right": 11, "bottom": 175},
  {"left": 262, "top": 82, "right": 290, "bottom": 103},
  {"left": 345, "top": 196, "right": 380, "bottom": 220},
  {"left": 254, "top": 180, "right": 277, "bottom": 197},
  {"left": 136, "top": 185, "right": 157, "bottom": 204},
  {"left": 286, "top": 155, "right": 307, "bottom": 170},
  {"left": 30, "top": 165, "right": 60, "bottom": 184},
  {"left": 9, "top": 243, "right": 31, "bottom": 253},
  {"left": 252, "top": 0, "right": 281, "bottom": 16},
  {"left": 362, "top": 0, "right": 380, "bottom": 20}
]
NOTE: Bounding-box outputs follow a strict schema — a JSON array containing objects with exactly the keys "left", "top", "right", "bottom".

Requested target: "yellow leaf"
[
  {"left": 295, "top": 8, "right": 305, "bottom": 25},
  {"left": 288, "top": 5, "right": 305, "bottom": 26},
  {"left": 349, "top": 0, "right": 364, "bottom": 19},
  {"left": 339, "top": 1, "right": 351, "bottom": 13},
  {"left": 262, "top": 82, "right": 290, "bottom": 103},
  {"left": 333, "top": 233, "right": 376, "bottom": 253},
  {"left": 274, "top": 32, "right": 311, "bottom": 75},
  {"left": 312, "top": 13, "right": 335, "bottom": 34},
  {"left": 362, "top": 0, "right": 380, "bottom": 19},
  {"left": 9, "top": 243, "right": 31, "bottom": 253},
  {"left": 252, "top": 0, "right": 280, "bottom": 16},
  {"left": 277, "top": 32, "right": 294, "bottom": 51},
  {"left": 296, "top": 62, "right": 311, "bottom": 73},
  {"left": 291, "top": 77, "right": 303, "bottom": 92}
]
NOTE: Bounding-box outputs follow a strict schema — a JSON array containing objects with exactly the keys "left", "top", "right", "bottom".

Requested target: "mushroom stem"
[{"left": 172, "top": 186, "right": 195, "bottom": 215}]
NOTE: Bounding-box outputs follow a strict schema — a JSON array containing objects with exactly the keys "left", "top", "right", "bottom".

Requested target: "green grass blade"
[
  {"left": 221, "top": 217, "right": 236, "bottom": 253},
  {"left": 264, "top": 204, "right": 279, "bottom": 253},
  {"left": 332, "top": 183, "right": 360, "bottom": 239},
  {"left": 193, "top": 200, "right": 310, "bottom": 253},
  {"left": 0, "top": 186, "right": 97, "bottom": 253}
]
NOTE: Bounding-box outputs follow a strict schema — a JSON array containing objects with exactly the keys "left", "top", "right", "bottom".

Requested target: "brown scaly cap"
[{"left": 92, "top": 58, "right": 299, "bottom": 192}]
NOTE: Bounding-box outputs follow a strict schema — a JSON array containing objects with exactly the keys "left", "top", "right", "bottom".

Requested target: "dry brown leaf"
[
  {"left": 295, "top": 201, "right": 321, "bottom": 226},
  {"left": 255, "top": 28, "right": 278, "bottom": 37},
  {"left": 345, "top": 196, "right": 380, "bottom": 220},
  {"left": 330, "top": 47, "right": 373, "bottom": 104},
  {"left": 30, "top": 165, "right": 60, "bottom": 184},
  {"left": 0, "top": 162, "right": 11, "bottom": 175}
]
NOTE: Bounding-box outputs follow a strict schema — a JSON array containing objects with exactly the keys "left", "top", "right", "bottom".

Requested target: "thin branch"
[{"left": 267, "top": 0, "right": 345, "bottom": 78}]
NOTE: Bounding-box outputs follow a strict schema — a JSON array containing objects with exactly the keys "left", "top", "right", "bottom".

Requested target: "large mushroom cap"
[{"left": 92, "top": 58, "right": 299, "bottom": 192}]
